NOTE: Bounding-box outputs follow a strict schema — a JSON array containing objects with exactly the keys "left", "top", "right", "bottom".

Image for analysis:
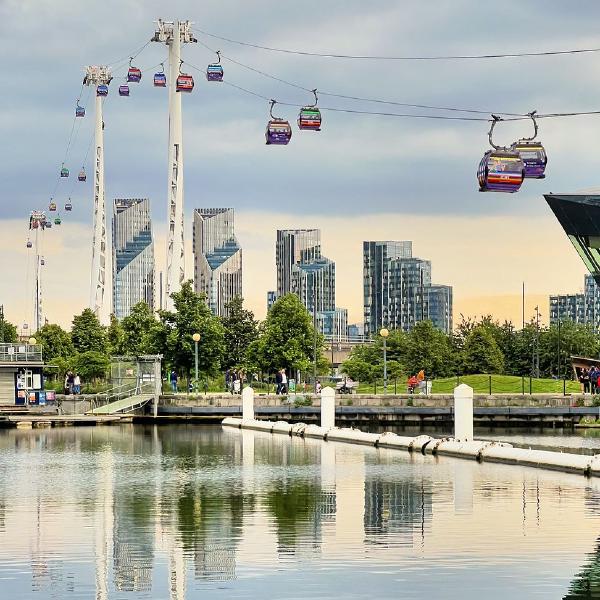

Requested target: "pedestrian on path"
[{"left": 170, "top": 370, "right": 178, "bottom": 393}]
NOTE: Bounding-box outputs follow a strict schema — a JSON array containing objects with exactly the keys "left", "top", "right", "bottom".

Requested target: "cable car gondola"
[
  {"left": 265, "top": 100, "right": 292, "bottom": 145},
  {"left": 119, "top": 85, "right": 130, "bottom": 97},
  {"left": 65, "top": 200, "right": 72, "bottom": 212},
  {"left": 78, "top": 169, "right": 86, "bottom": 182},
  {"left": 477, "top": 116, "right": 525, "bottom": 193},
  {"left": 60, "top": 165, "right": 69, "bottom": 178},
  {"left": 511, "top": 111, "right": 547, "bottom": 179},
  {"left": 127, "top": 59, "right": 142, "bottom": 83},
  {"left": 75, "top": 104, "right": 85, "bottom": 118},
  {"left": 298, "top": 89, "right": 322, "bottom": 131},
  {"left": 206, "top": 51, "right": 224, "bottom": 82},
  {"left": 154, "top": 65, "right": 167, "bottom": 87},
  {"left": 45, "top": 221, "right": 52, "bottom": 229},
  {"left": 176, "top": 72, "right": 194, "bottom": 93},
  {"left": 26, "top": 239, "right": 32, "bottom": 249},
  {"left": 40, "top": 258, "right": 45, "bottom": 266},
  {"left": 54, "top": 216, "right": 61, "bottom": 226},
  {"left": 97, "top": 84, "right": 108, "bottom": 97},
  {"left": 49, "top": 200, "right": 57, "bottom": 211}
]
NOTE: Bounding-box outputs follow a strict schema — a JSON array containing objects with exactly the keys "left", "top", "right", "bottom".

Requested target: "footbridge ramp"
[{"left": 90, "top": 393, "right": 155, "bottom": 415}]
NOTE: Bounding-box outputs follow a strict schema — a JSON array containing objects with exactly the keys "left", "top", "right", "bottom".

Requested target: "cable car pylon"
[
  {"left": 151, "top": 19, "right": 196, "bottom": 310},
  {"left": 83, "top": 65, "right": 112, "bottom": 321}
]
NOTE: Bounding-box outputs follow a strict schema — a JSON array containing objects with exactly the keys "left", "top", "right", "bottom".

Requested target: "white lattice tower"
[
  {"left": 84, "top": 65, "right": 111, "bottom": 320},
  {"left": 151, "top": 19, "right": 196, "bottom": 309}
]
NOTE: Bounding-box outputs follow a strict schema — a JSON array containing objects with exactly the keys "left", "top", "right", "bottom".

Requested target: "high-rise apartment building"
[
  {"left": 275, "top": 229, "right": 347, "bottom": 338},
  {"left": 363, "top": 241, "right": 453, "bottom": 336},
  {"left": 193, "top": 208, "right": 242, "bottom": 317},
  {"left": 549, "top": 274, "right": 600, "bottom": 330},
  {"left": 112, "top": 198, "right": 154, "bottom": 319}
]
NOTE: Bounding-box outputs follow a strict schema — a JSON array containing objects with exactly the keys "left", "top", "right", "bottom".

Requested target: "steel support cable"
[
  {"left": 194, "top": 28, "right": 600, "bottom": 61},
  {"left": 194, "top": 38, "right": 528, "bottom": 117}
]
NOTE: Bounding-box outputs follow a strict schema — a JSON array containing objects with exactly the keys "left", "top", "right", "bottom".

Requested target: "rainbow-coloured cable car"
[
  {"left": 298, "top": 90, "right": 322, "bottom": 131},
  {"left": 75, "top": 104, "right": 85, "bottom": 118},
  {"left": 265, "top": 100, "right": 292, "bottom": 145},
  {"left": 119, "top": 85, "right": 130, "bottom": 97},
  {"left": 60, "top": 166, "right": 69, "bottom": 178},
  {"left": 206, "top": 51, "right": 224, "bottom": 82},
  {"left": 477, "top": 116, "right": 525, "bottom": 193},
  {"left": 49, "top": 201, "right": 57, "bottom": 211},
  {"left": 54, "top": 216, "right": 61, "bottom": 226},
  {"left": 78, "top": 169, "right": 86, "bottom": 182},
  {"left": 176, "top": 73, "right": 194, "bottom": 92},
  {"left": 97, "top": 84, "right": 108, "bottom": 97}
]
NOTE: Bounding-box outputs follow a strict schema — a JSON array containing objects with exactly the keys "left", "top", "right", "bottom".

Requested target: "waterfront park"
[{"left": 6, "top": 5, "right": 600, "bottom": 600}]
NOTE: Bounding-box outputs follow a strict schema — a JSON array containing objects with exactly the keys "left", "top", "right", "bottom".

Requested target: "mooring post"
[
  {"left": 454, "top": 383, "right": 474, "bottom": 442},
  {"left": 321, "top": 386, "right": 335, "bottom": 430},
  {"left": 242, "top": 387, "right": 254, "bottom": 421}
]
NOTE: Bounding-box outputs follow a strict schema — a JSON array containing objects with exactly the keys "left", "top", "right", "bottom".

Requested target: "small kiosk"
[{"left": 0, "top": 342, "right": 45, "bottom": 406}]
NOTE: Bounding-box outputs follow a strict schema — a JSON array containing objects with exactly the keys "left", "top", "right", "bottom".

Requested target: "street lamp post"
[
  {"left": 192, "top": 333, "right": 200, "bottom": 390},
  {"left": 380, "top": 328, "right": 389, "bottom": 394}
]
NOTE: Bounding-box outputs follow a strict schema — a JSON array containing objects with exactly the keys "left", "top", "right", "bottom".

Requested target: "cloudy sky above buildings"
[{"left": 2, "top": 0, "right": 600, "bottom": 329}]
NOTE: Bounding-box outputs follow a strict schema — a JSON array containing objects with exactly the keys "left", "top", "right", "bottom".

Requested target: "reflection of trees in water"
[
  {"left": 564, "top": 538, "right": 600, "bottom": 599},
  {"left": 264, "top": 479, "right": 322, "bottom": 555}
]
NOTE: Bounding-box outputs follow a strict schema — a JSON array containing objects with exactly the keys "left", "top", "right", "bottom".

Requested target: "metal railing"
[{"left": 0, "top": 344, "right": 42, "bottom": 363}]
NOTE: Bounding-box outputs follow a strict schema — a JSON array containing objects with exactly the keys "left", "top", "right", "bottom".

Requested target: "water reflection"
[{"left": 0, "top": 425, "right": 599, "bottom": 599}]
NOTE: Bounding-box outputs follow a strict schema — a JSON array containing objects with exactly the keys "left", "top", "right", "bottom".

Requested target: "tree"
[
  {"left": 120, "top": 302, "right": 165, "bottom": 356},
  {"left": 160, "top": 281, "right": 225, "bottom": 378},
  {"left": 341, "top": 343, "right": 381, "bottom": 383},
  {"left": 0, "top": 316, "right": 17, "bottom": 343},
  {"left": 35, "top": 323, "right": 74, "bottom": 363},
  {"left": 248, "top": 293, "right": 323, "bottom": 376},
  {"left": 461, "top": 326, "right": 505, "bottom": 374},
  {"left": 71, "top": 309, "right": 107, "bottom": 354},
  {"left": 107, "top": 314, "right": 124, "bottom": 355},
  {"left": 221, "top": 296, "right": 259, "bottom": 370},
  {"left": 74, "top": 351, "right": 110, "bottom": 382},
  {"left": 404, "top": 320, "right": 455, "bottom": 377}
]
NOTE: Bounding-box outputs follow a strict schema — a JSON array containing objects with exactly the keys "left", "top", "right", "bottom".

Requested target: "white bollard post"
[
  {"left": 321, "top": 386, "right": 335, "bottom": 430},
  {"left": 242, "top": 387, "right": 254, "bottom": 421},
  {"left": 454, "top": 384, "right": 473, "bottom": 442}
]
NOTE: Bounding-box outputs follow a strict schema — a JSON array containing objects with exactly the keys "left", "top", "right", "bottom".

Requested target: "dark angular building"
[{"left": 545, "top": 193, "right": 600, "bottom": 286}]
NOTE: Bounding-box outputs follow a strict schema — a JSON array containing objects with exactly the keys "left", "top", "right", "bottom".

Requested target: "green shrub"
[
  {"left": 575, "top": 398, "right": 585, "bottom": 407},
  {"left": 593, "top": 395, "right": 600, "bottom": 407},
  {"left": 294, "top": 395, "right": 313, "bottom": 407}
]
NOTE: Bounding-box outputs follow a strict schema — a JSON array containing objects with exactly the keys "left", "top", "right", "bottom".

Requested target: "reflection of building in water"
[
  {"left": 194, "top": 545, "right": 236, "bottom": 581},
  {"left": 364, "top": 479, "right": 432, "bottom": 545},
  {"left": 113, "top": 493, "right": 154, "bottom": 592}
]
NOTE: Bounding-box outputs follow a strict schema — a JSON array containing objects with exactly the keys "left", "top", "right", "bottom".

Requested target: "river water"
[{"left": 0, "top": 424, "right": 598, "bottom": 599}]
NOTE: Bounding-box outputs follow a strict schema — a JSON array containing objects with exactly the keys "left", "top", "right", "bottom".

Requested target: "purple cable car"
[
  {"left": 154, "top": 72, "right": 167, "bottom": 87},
  {"left": 97, "top": 84, "right": 108, "bottom": 97},
  {"left": 265, "top": 101, "right": 292, "bottom": 145},
  {"left": 176, "top": 73, "right": 194, "bottom": 92},
  {"left": 78, "top": 169, "right": 86, "bottom": 182},
  {"left": 119, "top": 85, "right": 130, "bottom": 97},
  {"left": 75, "top": 104, "right": 85, "bottom": 118},
  {"left": 206, "top": 52, "right": 224, "bottom": 81},
  {"left": 511, "top": 111, "right": 547, "bottom": 179}
]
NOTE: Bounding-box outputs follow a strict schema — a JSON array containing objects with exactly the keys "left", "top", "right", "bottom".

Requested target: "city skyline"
[{"left": 4, "top": 3, "right": 600, "bottom": 330}]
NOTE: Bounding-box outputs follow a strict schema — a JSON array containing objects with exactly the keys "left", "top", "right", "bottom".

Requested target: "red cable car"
[{"left": 176, "top": 73, "right": 194, "bottom": 93}]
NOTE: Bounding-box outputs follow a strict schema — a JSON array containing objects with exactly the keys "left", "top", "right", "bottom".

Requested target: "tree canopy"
[
  {"left": 71, "top": 309, "right": 107, "bottom": 355},
  {"left": 221, "top": 296, "right": 258, "bottom": 370}
]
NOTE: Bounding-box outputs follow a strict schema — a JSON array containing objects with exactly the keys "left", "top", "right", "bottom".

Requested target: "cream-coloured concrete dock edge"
[{"left": 222, "top": 386, "right": 600, "bottom": 477}]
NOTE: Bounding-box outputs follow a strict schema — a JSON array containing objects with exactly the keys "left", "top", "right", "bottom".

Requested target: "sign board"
[
  {"left": 38, "top": 391, "right": 46, "bottom": 406},
  {"left": 288, "top": 378, "right": 296, "bottom": 393}
]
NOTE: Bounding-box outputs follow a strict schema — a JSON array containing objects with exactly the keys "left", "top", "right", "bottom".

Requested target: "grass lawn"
[{"left": 355, "top": 374, "right": 582, "bottom": 395}]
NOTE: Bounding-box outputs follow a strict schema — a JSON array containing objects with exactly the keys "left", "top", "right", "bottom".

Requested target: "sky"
[{"left": 2, "top": 0, "right": 600, "bottom": 330}]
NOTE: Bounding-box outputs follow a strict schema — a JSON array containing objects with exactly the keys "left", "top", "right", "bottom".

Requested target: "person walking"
[
  {"left": 275, "top": 369, "right": 283, "bottom": 395},
  {"left": 591, "top": 366, "right": 599, "bottom": 394},
  {"left": 315, "top": 380, "right": 322, "bottom": 394},
  {"left": 280, "top": 369, "right": 288, "bottom": 394},
  {"left": 73, "top": 373, "right": 81, "bottom": 395},
  {"left": 170, "top": 370, "right": 178, "bottom": 393}
]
